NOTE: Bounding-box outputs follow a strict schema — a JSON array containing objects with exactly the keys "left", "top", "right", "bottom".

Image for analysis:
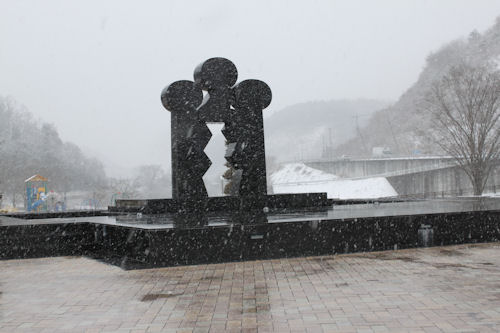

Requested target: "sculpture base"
[
  {"left": 109, "top": 193, "right": 330, "bottom": 213},
  {"left": 3, "top": 198, "right": 500, "bottom": 269}
]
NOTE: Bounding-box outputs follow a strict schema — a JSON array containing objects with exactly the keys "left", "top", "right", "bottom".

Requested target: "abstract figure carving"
[
  {"left": 161, "top": 58, "right": 271, "bottom": 211},
  {"left": 161, "top": 80, "right": 211, "bottom": 209}
]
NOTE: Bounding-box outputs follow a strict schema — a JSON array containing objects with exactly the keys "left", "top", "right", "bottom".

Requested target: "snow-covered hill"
[
  {"left": 336, "top": 17, "right": 500, "bottom": 157},
  {"left": 264, "top": 99, "right": 390, "bottom": 162}
]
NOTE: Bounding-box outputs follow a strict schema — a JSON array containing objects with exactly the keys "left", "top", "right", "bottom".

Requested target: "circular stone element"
[
  {"left": 193, "top": 58, "right": 238, "bottom": 90},
  {"left": 233, "top": 79, "right": 272, "bottom": 110},
  {"left": 161, "top": 80, "right": 203, "bottom": 112}
]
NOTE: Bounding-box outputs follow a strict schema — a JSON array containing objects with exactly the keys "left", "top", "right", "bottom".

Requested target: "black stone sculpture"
[
  {"left": 161, "top": 80, "right": 211, "bottom": 213},
  {"left": 162, "top": 58, "right": 271, "bottom": 212}
]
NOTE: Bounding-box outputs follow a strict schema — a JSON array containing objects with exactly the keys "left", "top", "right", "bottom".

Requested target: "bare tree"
[
  {"left": 109, "top": 178, "right": 138, "bottom": 199},
  {"left": 425, "top": 62, "right": 500, "bottom": 195},
  {"left": 133, "top": 165, "right": 171, "bottom": 198}
]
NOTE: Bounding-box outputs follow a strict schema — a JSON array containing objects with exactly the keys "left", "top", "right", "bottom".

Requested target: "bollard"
[{"left": 418, "top": 224, "right": 434, "bottom": 247}]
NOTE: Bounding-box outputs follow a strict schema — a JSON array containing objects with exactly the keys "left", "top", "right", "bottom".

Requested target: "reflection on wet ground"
[{"left": 2, "top": 197, "right": 500, "bottom": 229}]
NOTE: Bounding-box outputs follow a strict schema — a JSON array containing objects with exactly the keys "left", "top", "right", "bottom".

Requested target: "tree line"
[
  {"left": 0, "top": 96, "right": 108, "bottom": 207},
  {"left": 0, "top": 96, "right": 177, "bottom": 208}
]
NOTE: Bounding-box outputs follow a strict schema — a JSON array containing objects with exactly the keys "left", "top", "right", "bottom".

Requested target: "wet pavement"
[{"left": 1, "top": 243, "right": 500, "bottom": 332}]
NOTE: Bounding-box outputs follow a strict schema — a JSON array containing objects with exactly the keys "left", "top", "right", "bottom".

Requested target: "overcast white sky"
[{"left": 1, "top": 0, "right": 500, "bottom": 177}]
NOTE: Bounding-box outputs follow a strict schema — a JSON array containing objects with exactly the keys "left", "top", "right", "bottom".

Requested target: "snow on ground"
[
  {"left": 271, "top": 163, "right": 338, "bottom": 184},
  {"left": 271, "top": 163, "right": 398, "bottom": 199},
  {"left": 482, "top": 192, "right": 500, "bottom": 197}
]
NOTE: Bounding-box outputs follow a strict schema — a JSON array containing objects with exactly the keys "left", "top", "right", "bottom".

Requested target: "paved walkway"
[{"left": 1, "top": 243, "right": 500, "bottom": 332}]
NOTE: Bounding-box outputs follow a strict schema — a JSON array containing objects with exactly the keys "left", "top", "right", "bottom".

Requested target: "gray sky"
[{"left": 1, "top": 0, "right": 500, "bottom": 177}]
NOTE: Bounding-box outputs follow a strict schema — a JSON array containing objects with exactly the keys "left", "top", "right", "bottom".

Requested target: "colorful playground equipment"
[{"left": 25, "top": 174, "right": 48, "bottom": 212}]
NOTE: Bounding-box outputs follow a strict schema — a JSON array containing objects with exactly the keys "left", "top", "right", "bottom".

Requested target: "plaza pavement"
[{"left": 1, "top": 243, "right": 500, "bottom": 332}]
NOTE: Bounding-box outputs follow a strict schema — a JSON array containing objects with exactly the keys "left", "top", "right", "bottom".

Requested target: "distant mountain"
[
  {"left": 335, "top": 17, "right": 500, "bottom": 157},
  {"left": 199, "top": 99, "right": 389, "bottom": 193},
  {"left": 264, "top": 99, "right": 391, "bottom": 162}
]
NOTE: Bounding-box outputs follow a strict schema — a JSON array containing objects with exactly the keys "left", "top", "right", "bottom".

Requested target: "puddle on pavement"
[
  {"left": 141, "top": 292, "right": 183, "bottom": 301},
  {"left": 438, "top": 249, "right": 465, "bottom": 256},
  {"left": 432, "top": 263, "right": 468, "bottom": 269}
]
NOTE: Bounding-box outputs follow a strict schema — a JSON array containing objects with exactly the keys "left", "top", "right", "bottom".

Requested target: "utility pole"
[
  {"left": 386, "top": 117, "right": 407, "bottom": 155},
  {"left": 353, "top": 114, "right": 369, "bottom": 154},
  {"left": 328, "top": 128, "right": 333, "bottom": 159}
]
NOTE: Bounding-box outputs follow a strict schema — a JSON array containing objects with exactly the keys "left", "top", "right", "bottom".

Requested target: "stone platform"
[
  {"left": 109, "top": 193, "right": 330, "bottom": 214},
  {"left": 2, "top": 198, "right": 500, "bottom": 269}
]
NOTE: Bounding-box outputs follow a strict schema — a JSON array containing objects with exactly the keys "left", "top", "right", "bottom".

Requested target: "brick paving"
[{"left": 1, "top": 244, "right": 500, "bottom": 332}]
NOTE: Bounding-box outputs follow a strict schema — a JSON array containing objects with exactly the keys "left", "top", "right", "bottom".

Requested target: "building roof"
[{"left": 25, "top": 174, "right": 49, "bottom": 183}]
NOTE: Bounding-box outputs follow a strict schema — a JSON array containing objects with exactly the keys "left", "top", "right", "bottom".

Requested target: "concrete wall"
[
  {"left": 306, "top": 157, "right": 456, "bottom": 178},
  {"left": 305, "top": 158, "right": 500, "bottom": 198},
  {"left": 387, "top": 165, "right": 500, "bottom": 198}
]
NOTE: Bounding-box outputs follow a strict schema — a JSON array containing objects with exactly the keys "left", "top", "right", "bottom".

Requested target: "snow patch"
[
  {"left": 271, "top": 163, "right": 338, "bottom": 184},
  {"left": 271, "top": 163, "right": 397, "bottom": 199}
]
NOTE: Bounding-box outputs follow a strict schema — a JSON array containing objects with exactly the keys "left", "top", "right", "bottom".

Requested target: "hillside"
[
  {"left": 263, "top": 99, "right": 390, "bottom": 162},
  {"left": 0, "top": 96, "right": 107, "bottom": 206},
  {"left": 335, "top": 17, "right": 500, "bottom": 157}
]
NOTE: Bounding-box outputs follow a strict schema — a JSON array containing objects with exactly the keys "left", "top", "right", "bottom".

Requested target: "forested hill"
[
  {"left": 0, "top": 96, "right": 107, "bottom": 201},
  {"left": 334, "top": 17, "right": 500, "bottom": 158},
  {"left": 264, "top": 99, "right": 390, "bottom": 162}
]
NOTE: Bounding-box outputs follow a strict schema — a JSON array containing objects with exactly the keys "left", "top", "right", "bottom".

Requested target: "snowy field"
[{"left": 271, "top": 163, "right": 398, "bottom": 199}]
